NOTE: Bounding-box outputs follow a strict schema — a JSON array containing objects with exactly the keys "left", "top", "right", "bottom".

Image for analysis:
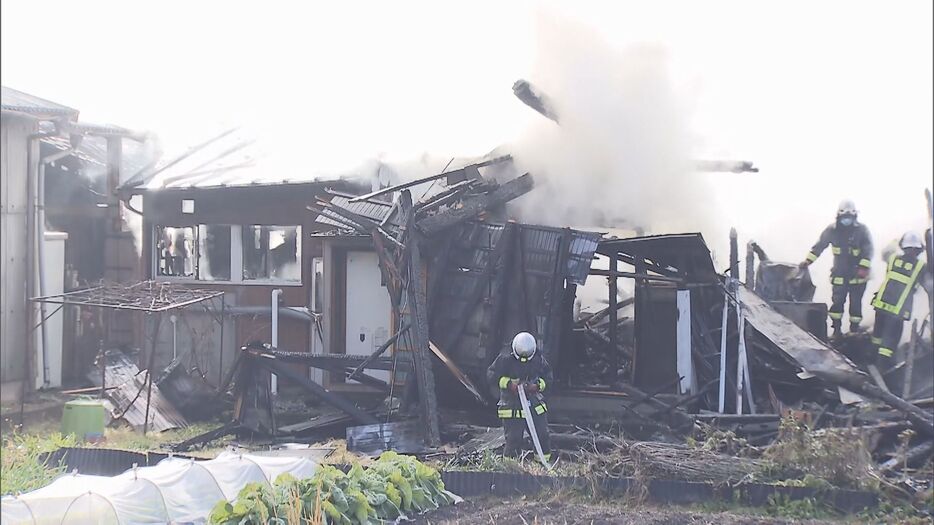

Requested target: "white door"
[{"left": 345, "top": 251, "right": 392, "bottom": 383}]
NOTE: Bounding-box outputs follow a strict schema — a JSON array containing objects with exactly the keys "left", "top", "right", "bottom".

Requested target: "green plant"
[
  {"left": 209, "top": 452, "right": 456, "bottom": 524},
  {"left": 858, "top": 496, "right": 932, "bottom": 524},
  {"left": 1, "top": 431, "right": 78, "bottom": 495},
  {"left": 762, "top": 414, "right": 878, "bottom": 490},
  {"left": 765, "top": 494, "right": 835, "bottom": 520}
]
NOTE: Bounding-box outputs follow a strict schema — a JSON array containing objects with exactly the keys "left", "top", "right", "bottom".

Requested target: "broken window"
[
  {"left": 197, "top": 225, "right": 231, "bottom": 280},
  {"left": 156, "top": 226, "right": 197, "bottom": 278},
  {"left": 242, "top": 225, "right": 301, "bottom": 282}
]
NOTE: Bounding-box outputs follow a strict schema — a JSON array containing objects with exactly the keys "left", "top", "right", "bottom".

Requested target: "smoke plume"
[{"left": 509, "top": 13, "right": 715, "bottom": 236}]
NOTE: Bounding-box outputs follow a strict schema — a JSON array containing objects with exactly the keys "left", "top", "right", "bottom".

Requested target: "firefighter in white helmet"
[
  {"left": 486, "top": 332, "right": 553, "bottom": 459},
  {"left": 871, "top": 232, "right": 930, "bottom": 364},
  {"left": 800, "top": 199, "right": 874, "bottom": 337}
]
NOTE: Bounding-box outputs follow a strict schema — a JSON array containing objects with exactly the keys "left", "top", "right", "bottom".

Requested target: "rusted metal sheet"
[{"left": 88, "top": 350, "right": 187, "bottom": 432}]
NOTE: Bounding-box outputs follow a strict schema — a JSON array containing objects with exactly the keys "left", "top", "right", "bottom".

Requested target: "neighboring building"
[{"left": 1, "top": 86, "right": 145, "bottom": 401}]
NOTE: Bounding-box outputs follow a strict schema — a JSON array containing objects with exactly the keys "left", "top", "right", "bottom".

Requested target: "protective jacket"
[
  {"left": 871, "top": 253, "right": 927, "bottom": 320},
  {"left": 806, "top": 222, "right": 873, "bottom": 285},
  {"left": 486, "top": 352, "right": 552, "bottom": 419}
]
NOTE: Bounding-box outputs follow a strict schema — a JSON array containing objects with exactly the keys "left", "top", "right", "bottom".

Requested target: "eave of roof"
[{"left": 1, "top": 86, "right": 79, "bottom": 119}]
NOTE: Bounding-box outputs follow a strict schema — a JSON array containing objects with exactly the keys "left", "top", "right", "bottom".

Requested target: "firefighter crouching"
[
  {"left": 800, "top": 199, "right": 873, "bottom": 337},
  {"left": 871, "top": 232, "right": 931, "bottom": 364},
  {"left": 486, "top": 332, "right": 552, "bottom": 460}
]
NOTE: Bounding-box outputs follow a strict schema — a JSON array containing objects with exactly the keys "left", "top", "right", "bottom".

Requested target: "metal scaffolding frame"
[
  {"left": 31, "top": 280, "right": 224, "bottom": 312},
  {"left": 30, "top": 280, "right": 226, "bottom": 434}
]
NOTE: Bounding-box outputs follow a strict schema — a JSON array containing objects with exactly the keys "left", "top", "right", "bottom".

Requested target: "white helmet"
[
  {"left": 900, "top": 231, "right": 924, "bottom": 250},
  {"left": 511, "top": 332, "right": 537, "bottom": 360},
  {"left": 837, "top": 199, "right": 857, "bottom": 216}
]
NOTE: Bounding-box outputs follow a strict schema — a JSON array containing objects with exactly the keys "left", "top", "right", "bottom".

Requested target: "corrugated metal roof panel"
[
  {"left": 313, "top": 194, "right": 397, "bottom": 230},
  {"left": 566, "top": 231, "right": 603, "bottom": 285},
  {"left": 88, "top": 350, "right": 188, "bottom": 432},
  {"left": 597, "top": 232, "right": 717, "bottom": 282},
  {"left": 1, "top": 86, "right": 78, "bottom": 118}
]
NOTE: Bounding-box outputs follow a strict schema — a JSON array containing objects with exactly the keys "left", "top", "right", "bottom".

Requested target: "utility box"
[
  {"left": 61, "top": 399, "right": 105, "bottom": 442},
  {"left": 35, "top": 231, "right": 68, "bottom": 389}
]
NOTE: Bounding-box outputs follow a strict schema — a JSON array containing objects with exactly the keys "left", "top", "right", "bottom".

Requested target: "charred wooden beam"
[
  {"left": 586, "top": 297, "right": 635, "bottom": 327},
  {"left": 415, "top": 179, "right": 476, "bottom": 214},
  {"left": 348, "top": 156, "right": 511, "bottom": 203},
  {"left": 428, "top": 341, "right": 485, "bottom": 403},
  {"left": 371, "top": 230, "right": 405, "bottom": 306},
  {"left": 513, "top": 79, "right": 560, "bottom": 123},
  {"left": 417, "top": 174, "right": 534, "bottom": 236},
  {"left": 402, "top": 191, "right": 442, "bottom": 446},
  {"left": 608, "top": 251, "right": 619, "bottom": 355},
  {"left": 602, "top": 250, "right": 681, "bottom": 278},
  {"left": 254, "top": 354, "right": 378, "bottom": 425},
  {"left": 171, "top": 421, "right": 239, "bottom": 452},
  {"left": 348, "top": 323, "right": 410, "bottom": 380},
  {"left": 588, "top": 268, "right": 684, "bottom": 284},
  {"left": 265, "top": 351, "right": 403, "bottom": 372}
]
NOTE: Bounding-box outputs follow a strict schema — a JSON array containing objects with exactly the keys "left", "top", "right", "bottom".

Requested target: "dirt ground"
[{"left": 414, "top": 499, "right": 852, "bottom": 525}]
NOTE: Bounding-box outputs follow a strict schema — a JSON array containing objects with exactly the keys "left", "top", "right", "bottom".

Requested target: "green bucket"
[{"left": 61, "top": 399, "right": 105, "bottom": 442}]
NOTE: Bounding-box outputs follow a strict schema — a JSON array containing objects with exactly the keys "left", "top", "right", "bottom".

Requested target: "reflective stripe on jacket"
[
  {"left": 486, "top": 351, "right": 552, "bottom": 418},
  {"left": 806, "top": 222, "right": 873, "bottom": 284},
  {"left": 872, "top": 254, "right": 926, "bottom": 319}
]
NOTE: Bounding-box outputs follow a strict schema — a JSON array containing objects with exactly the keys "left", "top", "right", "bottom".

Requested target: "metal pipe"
[
  {"left": 169, "top": 315, "right": 178, "bottom": 359},
  {"left": 22, "top": 124, "right": 59, "bottom": 398},
  {"left": 36, "top": 146, "right": 75, "bottom": 386},
  {"left": 223, "top": 305, "right": 314, "bottom": 322},
  {"left": 270, "top": 289, "right": 283, "bottom": 395},
  {"left": 729, "top": 228, "right": 739, "bottom": 279}
]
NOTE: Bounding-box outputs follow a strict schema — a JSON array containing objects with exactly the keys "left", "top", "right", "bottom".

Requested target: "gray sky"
[{"left": 3, "top": 0, "right": 932, "bottom": 308}]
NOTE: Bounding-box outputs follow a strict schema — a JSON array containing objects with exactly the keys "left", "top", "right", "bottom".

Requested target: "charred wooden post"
[
  {"left": 745, "top": 241, "right": 756, "bottom": 289},
  {"left": 729, "top": 228, "right": 739, "bottom": 280},
  {"left": 401, "top": 190, "right": 441, "bottom": 446}
]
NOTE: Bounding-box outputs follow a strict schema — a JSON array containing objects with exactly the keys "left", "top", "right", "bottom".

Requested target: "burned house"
[{"left": 27, "top": 121, "right": 919, "bottom": 451}]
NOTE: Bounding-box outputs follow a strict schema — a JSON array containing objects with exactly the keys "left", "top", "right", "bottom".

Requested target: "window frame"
[{"left": 152, "top": 223, "right": 304, "bottom": 286}]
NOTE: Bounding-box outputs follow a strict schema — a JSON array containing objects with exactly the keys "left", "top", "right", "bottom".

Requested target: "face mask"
[{"left": 838, "top": 217, "right": 854, "bottom": 226}]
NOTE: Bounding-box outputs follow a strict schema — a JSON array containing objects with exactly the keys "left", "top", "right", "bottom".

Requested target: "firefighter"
[
  {"left": 799, "top": 199, "right": 873, "bottom": 336},
  {"left": 486, "top": 332, "right": 552, "bottom": 460},
  {"left": 871, "top": 232, "right": 929, "bottom": 365}
]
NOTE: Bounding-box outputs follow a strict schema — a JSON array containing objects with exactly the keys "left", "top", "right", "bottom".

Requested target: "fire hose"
[{"left": 518, "top": 384, "right": 552, "bottom": 470}]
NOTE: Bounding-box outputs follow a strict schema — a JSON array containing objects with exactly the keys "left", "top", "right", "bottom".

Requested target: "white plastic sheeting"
[{"left": 1, "top": 452, "right": 318, "bottom": 525}]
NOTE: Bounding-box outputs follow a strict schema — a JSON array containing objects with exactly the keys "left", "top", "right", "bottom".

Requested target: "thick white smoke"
[{"left": 509, "top": 13, "right": 717, "bottom": 237}]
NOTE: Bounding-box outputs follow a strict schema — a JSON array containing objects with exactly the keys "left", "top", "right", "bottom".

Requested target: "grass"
[
  {"left": 0, "top": 419, "right": 234, "bottom": 496},
  {"left": 1, "top": 431, "right": 77, "bottom": 495}
]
